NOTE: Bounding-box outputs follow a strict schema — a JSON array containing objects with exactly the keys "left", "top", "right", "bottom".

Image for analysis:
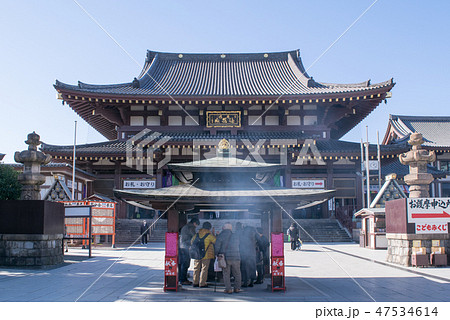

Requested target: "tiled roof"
[
  {"left": 313, "top": 139, "right": 408, "bottom": 154},
  {"left": 114, "top": 183, "right": 335, "bottom": 203},
  {"left": 55, "top": 50, "right": 393, "bottom": 98},
  {"left": 8, "top": 162, "right": 95, "bottom": 178},
  {"left": 168, "top": 155, "right": 283, "bottom": 172},
  {"left": 380, "top": 158, "right": 446, "bottom": 178},
  {"left": 41, "top": 141, "right": 130, "bottom": 155},
  {"left": 387, "top": 115, "right": 450, "bottom": 148},
  {"left": 41, "top": 133, "right": 407, "bottom": 156}
]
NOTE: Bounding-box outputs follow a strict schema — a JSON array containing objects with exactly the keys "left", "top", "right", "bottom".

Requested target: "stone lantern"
[
  {"left": 399, "top": 132, "right": 435, "bottom": 198},
  {"left": 14, "top": 132, "right": 51, "bottom": 200}
]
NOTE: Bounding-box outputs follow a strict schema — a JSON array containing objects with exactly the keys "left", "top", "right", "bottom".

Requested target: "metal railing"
[{"left": 335, "top": 205, "right": 357, "bottom": 233}]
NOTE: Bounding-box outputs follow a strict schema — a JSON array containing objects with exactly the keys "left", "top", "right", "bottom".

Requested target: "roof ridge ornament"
[
  {"left": 132, "top": 77, "right": 140, "bottom": 88},
  {"left": 146, "top": 50, "right": 156, "bottom": 62}
]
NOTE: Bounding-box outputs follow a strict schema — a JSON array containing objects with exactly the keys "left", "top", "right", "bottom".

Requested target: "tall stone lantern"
[
  {"left": 14, "top": 132, "right": 51, "bottom": 200},
  {"left": 0, "top": 132, "right": 64, "bottom": 268},
  {"left": 399, "top": 132, "right": 435, "bottom": 198}
]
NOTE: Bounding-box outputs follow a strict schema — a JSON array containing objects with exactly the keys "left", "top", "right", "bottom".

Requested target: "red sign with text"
[{"left": 272, "top": 258, "right": 285, "bottom": 276}]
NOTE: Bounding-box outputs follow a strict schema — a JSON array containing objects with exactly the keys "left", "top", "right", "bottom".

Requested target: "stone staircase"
[
  {"left": 147, "top": 219, "right": 167, "bottom": 242},
  {"left": 115, "top": 218, "right": 352, "bottom": 245},
  {"left": 283, "top": 219, "right": 352, "bottom": 242},
  {"left": 115, "top": 219, "right": 142, "bottom": 246},
  {"left": 115, "top": 219, "right": 167, "bottom": 246}
]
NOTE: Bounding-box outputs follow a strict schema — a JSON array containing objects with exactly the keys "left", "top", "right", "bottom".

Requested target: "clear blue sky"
[{"left": 1, "top": 0, "right": 449, "bottom": 163}]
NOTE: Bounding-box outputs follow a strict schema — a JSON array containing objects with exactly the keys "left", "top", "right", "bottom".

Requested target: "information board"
[
  {"left": 61, "top": 200, "right": 116, "bottom": 245},
  {"left": 407, "top": 198, "right": 450, "bottom": 234}
]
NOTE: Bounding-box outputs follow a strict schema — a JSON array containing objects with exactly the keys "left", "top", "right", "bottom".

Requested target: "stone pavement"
[{"left": 0, "top": 243, "right": 448, "bottom": 302}]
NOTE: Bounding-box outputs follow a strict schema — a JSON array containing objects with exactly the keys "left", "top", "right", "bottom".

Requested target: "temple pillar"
[
  {"left": 113, "top": 161, "right": 122, "bottom": 189},
  {"left": 326, "top": 160, "right": 333, "bottom": 218},
  {"left": 271, "top": 206, "right": 283, "bottom": 233},
  {"left": 261, "top": 210, "right": 270, "bottom": 239},
  {"left": 156, "top": 168, "right": 163, "bottom": 188},
  {"left": 167, "top": 208, "right": 179, "bottom": 233}
]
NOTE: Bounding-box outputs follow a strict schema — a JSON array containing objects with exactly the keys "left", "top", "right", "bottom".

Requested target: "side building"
[{"left": 383, "top": 114, "right": 450, "bottom": 197}]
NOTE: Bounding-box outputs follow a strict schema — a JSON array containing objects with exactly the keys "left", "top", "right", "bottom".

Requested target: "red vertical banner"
[
  {"left": 165, "top": 232, "right": 178, "bottom": 257},
  {"left": 164, "top": 232, "right": 178, "bottom": 291},
  {"left": 271, "top": 233, "right": 285, "bottom": 291},
  {"left": 271, "top": 232, "right": 284, "bottom": 257}
]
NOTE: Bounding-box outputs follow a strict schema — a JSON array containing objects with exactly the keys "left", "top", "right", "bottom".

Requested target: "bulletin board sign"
[{"left": 60, "top": 200, "right": 116, "bottom": 246}]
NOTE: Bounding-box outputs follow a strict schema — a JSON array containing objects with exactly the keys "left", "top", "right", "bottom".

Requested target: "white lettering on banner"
[
  {"left": 292, "top": 179, "right": 325, "bottom": 189},
  {"left": 87, "top": 201, "right": 115, "bottom": 209},
  {"left": 63, "top": 201, "right": 85, "bottom": 206},
  {"left": 407, "top": 198, "right": 450, "bottom": 223},
  {"left": 123, "top": 180, "right": 156, "bottom": 189},
  {"left": 416, "top": 223, "right": 448, "bottom": 234},
  {"left": 407, "top": 198, "right": 450, "bottom": 234}
]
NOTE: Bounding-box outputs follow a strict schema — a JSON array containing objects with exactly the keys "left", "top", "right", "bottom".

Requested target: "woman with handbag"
[{"left": 215, "top": 223, "right": 241, "bottom": 294}]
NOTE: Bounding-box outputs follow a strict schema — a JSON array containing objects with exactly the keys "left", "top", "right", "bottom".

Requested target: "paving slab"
[{"left": 0, "top": 243, "right": 448, "bottom": 302}]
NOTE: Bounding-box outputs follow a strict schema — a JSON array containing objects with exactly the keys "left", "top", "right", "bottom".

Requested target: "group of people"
[{"left": 178, "top": 218, "right": 269, "bottom": 294}]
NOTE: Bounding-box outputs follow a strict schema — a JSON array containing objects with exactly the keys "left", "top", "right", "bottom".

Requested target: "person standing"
[
  {"left": 215, "top": 223, "right": 241, "bottom": 294},
  {"left": 178, "top": 218, "right": 200, "bottom": 285},
  {"left": 287, "top": 222, "right": 300, "bottom": 250},
  {"left": 240, "top": 226, "right": 257, "bottom": 287},
  {"left": 255, "top": 227, "right": 269, "bottom": 284},
  {"left": 140, "top": 220, "right": 149, "bottom": 245},
  {"left": 192, "top": 221, "right": 216, "bottom": 288}
]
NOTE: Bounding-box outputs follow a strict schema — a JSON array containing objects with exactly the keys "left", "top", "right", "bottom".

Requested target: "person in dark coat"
[
  {"left": 287, "top": 222, "right": 300, "bottom": 250},
  {"left": 255, "top": 227, "right": 269, "bottom": 284},
  {"left": 178, "top": 218, "right": 200, "bottom": 285},
  {"left": 140, "top": 220, "right": 149, "bottom": 245},
  {"left": 240, "top": 226, "right": 257, "bottom": 287},
  {"left": 215, "top": 223, "right": 241, "bottom": 294}
]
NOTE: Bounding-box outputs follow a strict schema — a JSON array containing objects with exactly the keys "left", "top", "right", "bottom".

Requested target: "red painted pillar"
[
  {"left": 270, "top": 206, "right": 285, "bottom": 291},
  {"left": 164, "top": 208, "right": 179, "bottom": 291}
]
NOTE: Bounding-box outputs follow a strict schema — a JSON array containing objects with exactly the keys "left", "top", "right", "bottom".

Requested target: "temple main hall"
[{"left": 44, "top": 49, "right": 405, "bottom": 226}]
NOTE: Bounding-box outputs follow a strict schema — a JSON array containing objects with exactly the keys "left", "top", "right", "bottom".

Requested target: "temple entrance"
[{"left": 115, "top": 142, "right": 334, "bottom": 291}]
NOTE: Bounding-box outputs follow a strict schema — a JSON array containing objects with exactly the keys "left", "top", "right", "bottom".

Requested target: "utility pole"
[{"left": 71, "top": 121, "right": 77, "bottom": 200}]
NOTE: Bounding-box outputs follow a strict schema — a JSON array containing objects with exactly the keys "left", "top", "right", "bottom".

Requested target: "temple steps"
[
  {"left": 284, "top": 219, "right": 353, "bottom": 243},
  {"left": 114, "top": 218, "right": 352, "bottom": 245},
  {"left": 114, "top": 219, "right": 167, "bottom": 245}
]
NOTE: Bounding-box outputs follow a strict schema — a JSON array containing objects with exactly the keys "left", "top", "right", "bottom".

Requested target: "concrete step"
[{"left": 114, "top": 218, "right": 353, "bottom": 244}]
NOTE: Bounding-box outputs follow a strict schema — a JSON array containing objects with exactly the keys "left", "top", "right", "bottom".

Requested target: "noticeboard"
[{"left": 61, "top": 200, "right": 116, "bottom": 245}]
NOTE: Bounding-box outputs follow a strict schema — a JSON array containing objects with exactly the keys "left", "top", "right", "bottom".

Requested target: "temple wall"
[{"left": 0, "top": 234, "right": 63, "bottom": 267}]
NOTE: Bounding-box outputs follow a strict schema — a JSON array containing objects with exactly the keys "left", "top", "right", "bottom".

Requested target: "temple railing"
[{"left": 335, "top": 205, "right": 357, "bottom": 233}]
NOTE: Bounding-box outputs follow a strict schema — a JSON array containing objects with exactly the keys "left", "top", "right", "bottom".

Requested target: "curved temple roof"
[
  {"left": 383, "top": 114, "right": 450, "bottom": 148},
  {"left": 55, "top": 49, "right": 393, "bottom": 98},
  {"left": 114, "top": 183, "right": 335, "bottom": 205}
]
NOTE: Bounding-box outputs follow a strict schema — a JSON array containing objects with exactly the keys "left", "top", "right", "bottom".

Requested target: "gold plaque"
[{"left": 206, "top": 111, "right": 241, "bottom": 128}]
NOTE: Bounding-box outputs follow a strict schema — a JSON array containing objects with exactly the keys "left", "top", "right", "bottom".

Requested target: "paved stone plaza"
[{"left": 0, "top": 243, "right": 448, "bottom": 302}]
